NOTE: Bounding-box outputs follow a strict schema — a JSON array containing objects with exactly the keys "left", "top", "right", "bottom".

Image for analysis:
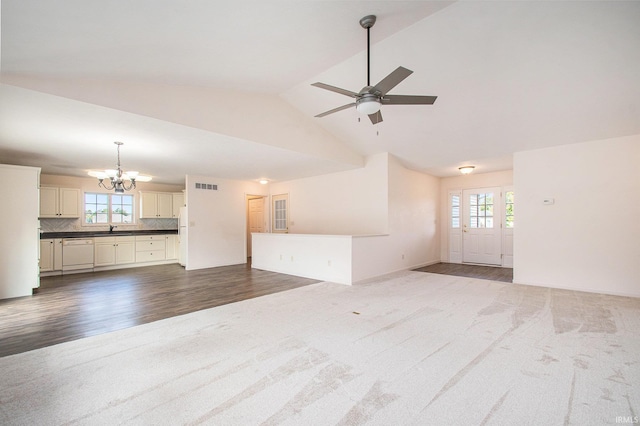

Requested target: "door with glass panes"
[{"left": 462, "top": 188, "right": 502, "bottom": 265}]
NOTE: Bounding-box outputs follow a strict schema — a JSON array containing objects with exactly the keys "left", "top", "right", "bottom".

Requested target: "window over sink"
[{"left": 85, "top": 193, "right": 134, "bottom": 224}]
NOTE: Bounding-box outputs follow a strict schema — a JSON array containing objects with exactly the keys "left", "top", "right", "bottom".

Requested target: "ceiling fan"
[{"left": 312, "top": 15, "right": 437, "bottom": 124}]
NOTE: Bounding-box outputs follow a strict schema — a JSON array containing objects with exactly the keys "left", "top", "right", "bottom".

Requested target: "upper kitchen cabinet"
[
  {"left": 40, "top": 186, "right": 80, "bottom": 218},
  {"left": 139, "top": 192, "right": 173, "bottom": 219},
  {"left": 172, "top": 192, "right": 184, "bottom": 218}
]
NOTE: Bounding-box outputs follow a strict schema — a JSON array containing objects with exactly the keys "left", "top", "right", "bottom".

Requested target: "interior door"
[
  {"left": 462, "top": 187, "right": 502, "bottom": 265},
  {"left": 247, "top": 197, "right": 265, "bottom": 256}
]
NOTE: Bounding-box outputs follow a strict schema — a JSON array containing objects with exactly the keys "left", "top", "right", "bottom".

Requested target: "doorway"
[
  {"left": 449, "top": 187, "right": 511, "bottom": 267},
  {"left": 246, "top": 195, "right": 267, "bottom": 258}
]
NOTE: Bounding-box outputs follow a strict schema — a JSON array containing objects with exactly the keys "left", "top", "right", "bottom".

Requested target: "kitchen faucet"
[{"left": 109, "top": 224, "right": 117, "bottom": 233}]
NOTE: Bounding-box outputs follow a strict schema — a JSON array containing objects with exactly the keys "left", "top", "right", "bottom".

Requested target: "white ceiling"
[{"left": 1, "top": 0, "right": 639, "bottom": 185}]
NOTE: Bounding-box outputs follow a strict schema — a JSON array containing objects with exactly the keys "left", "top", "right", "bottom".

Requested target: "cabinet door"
[
  {"left": 139, "top": 192, "right": 158, "bottom": 218},
  {"left": 116, "top": 241, "right": 136, "bottom": 264},
  {"left": 59, "top": 188, "right": 80, "bottom": 218},
  {"left": 39, "top": 240, "right": 54, "bottom": 272},
  {"left": 53, "top": 239, "right": 63, "bottom": 270},
  {"left": 94, "top": 242, "right": 116, "bottom": 266},
  {"left": 165, "top": 235, "right": 178, "bottom": 260},
  {"left": 40, "top": 187, "right": 59, "bottom": 218},
  {"left": 157, "top": 193, "right": 173, "bottom": 218},
  {"left": 172, "top": 193, "right": 184, "bottom": 218}
]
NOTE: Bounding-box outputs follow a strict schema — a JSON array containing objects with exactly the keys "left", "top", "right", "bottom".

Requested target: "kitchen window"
[{"left": 85, "top": 193, "right": 134, "bottom": 224}]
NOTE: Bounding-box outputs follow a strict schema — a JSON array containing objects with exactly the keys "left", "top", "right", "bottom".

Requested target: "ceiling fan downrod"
[{"left": 359, "top": 15, "right": 376, "bottom": 87}]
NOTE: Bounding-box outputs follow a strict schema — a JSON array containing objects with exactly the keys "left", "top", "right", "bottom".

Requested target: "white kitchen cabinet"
[
  {"left": 135, "top": 235, "right": 166, "bottom": 262},
  {"left": 139, "top": 192, "right": 173, "bottom": 219},
  {"left": 40, "top": 187, "right": 80, "bottom": 218},
  {"left": 172, "top": 192, "right": 184, "bottom": 218},
  {"left": 94, "top": 236, "right": 136, "bottom": 266},
  {"left": 165, "top": 235, "right": 178, "bottom": 260},
  {"left": 39, "top": 239, "right": 63, "bottom": 272}
]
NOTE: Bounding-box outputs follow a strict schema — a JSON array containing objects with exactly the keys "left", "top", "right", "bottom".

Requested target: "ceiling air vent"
[{"left": 195, "top": 183, "right": 218, "bottom": 190}]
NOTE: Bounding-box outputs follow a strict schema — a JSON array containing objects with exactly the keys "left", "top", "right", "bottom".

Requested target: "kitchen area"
[
  {"left": 38, "top": 183, "right": 185, "bottom": 276},
  {"left": 0, "top": 164, "right": 187, "bottom": 300}
]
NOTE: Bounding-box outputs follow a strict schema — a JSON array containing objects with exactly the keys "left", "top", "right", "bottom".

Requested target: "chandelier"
[{"left": 88, "top": 142, "right": 151, "bottom": 193}]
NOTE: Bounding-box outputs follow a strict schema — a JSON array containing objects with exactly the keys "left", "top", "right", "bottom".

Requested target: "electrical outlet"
[
  {"left": 402, "top": 254, "right": 405, "bottom": 260},
  {"left": 279, "top": 254, "right": 282, "bottom": 261},
  {"left": 291, "top": 256, "right": 294, "bottom": 262},
  {"left": 328, "top": 260, "right": 332, "bottom": 267}
]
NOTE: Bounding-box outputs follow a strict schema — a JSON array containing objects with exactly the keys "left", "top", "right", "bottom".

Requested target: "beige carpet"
[{"left": 1, "top": 271, "right": 639, "bottom": 425}]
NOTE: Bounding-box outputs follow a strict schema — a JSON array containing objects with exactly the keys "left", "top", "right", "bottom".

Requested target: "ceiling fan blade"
[
  {"left": 315, "top": 103, "right": 356, "bottom": 118},
  {"left": 374, "top": 66, "right": 413, "bottom": 96},
  {"left": 381, "top": 95, "right": 438, "bottom": 105},
  {"left": 311, "top": 82, "right": 358, "bottom": 98},
  {"left": 368, "top": 110, "right": 383, "bottom": 124}
]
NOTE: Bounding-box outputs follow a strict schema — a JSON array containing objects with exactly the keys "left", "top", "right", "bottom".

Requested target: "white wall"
[
  {"left": 0, "top": 165, "right": 40, "bottom": 299},
  {"left": 439, "top": 170, "right": 513, "bottom": 261},
  {"left": 514, "top": 135, "right": 640, "bottom": 297},
  {"left": 352, "top": 156, "right": 440, "bottom": 283},
  {"left": 257, "top": 153, "right": 440, "bottom": 283},
  {"left": 185, "top": 175, "right": 265, "bottom": 270},
  {"left": 268, "top": 153, "right": 389, "bottom": 235},
  {"left": 252, "top": 233, "right": 352, "bottom": 284}
]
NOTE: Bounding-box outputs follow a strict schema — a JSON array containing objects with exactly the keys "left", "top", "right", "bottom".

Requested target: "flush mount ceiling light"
[
  {"left": 458, "top": 166, "right": 475, "bottom": 175},
  {"left": 259, "top": 179, "right": 269, "bottom": 185},
  {"left": 88, "top": 142, "right": 151, "bottom": 193}
]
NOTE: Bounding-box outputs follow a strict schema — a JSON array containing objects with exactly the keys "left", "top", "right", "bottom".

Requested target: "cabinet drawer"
[
  {"left": 136, "top": 240, "right": 166, "bottom": 251},
  {"left": 135, "top": 250, "right": 166, "bottom": 262},
  {"left": 135, "top": 235, "right": 165, "bottom": 242}
]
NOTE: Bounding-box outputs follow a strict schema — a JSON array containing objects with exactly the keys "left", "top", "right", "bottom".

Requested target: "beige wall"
[
  {"left": 40, "top": 174, "right": 184, "bottom": 232},
  {"left": 268, "top": 153, "right": 390, "bottom": 235},
  {"left": 41, "top": 174, "right": 184, "bottom": 193},
  {"left": 514, "top": 135, "right": 640, "bottom": 297}
]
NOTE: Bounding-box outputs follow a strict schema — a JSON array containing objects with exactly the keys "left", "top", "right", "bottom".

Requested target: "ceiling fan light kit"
[
  {"left": 312, "top": 15, "right": 437, "bottom": 124},
  {"left": 356, "top": 94, "right": 381, "bottom": 115}
]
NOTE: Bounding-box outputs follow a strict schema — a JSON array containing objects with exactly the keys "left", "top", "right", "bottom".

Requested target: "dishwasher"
[{"left": 62, "top": 239, "right": 94, "bottom": 271}]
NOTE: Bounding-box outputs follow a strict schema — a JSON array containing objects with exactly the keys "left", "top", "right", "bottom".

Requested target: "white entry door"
[{"left": 462, "top": 188, "right": 502, "bottom": 265}]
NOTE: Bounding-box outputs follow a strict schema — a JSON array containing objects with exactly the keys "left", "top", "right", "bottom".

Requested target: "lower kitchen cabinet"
[
  {"left": 94, "top": 236, "right": 136, "bottom": 267},
  {"left": 135, "top": 235, "right": 166, "bottom": 262},
  {"left": 165, "top": 235, "right": 178, "bottom": 261},
  {"left": 40, "top": 238, "right": 63, "bottom": 272}
]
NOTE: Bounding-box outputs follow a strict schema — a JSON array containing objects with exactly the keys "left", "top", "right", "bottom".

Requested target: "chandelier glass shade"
[{"left": 88, "top": 142, "right": 151, "bottom": 193}]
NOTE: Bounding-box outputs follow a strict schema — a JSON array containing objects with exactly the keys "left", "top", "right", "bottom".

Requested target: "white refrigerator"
[{"left": 178, "top": 207, "right": 187, "bottom": 267}]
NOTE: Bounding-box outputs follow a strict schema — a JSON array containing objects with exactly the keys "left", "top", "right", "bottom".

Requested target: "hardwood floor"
[
  {"left": 1, "top": 262, "right": 514, "bottom": 358},
  {"left": 414, "top": 262, "right": 513, "bottom": 283},
  {"left": 0, "top": 263, "right": 319, "bottom": 358}
]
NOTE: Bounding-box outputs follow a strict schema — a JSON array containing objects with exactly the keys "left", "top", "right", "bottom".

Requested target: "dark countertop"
[{"left": 41, "top": 229, "right": 178, "bottom": 239}]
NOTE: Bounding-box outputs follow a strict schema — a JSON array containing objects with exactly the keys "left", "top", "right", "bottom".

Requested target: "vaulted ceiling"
[{"left": 1, "top": 1, "right": 639, "bottom": 185}]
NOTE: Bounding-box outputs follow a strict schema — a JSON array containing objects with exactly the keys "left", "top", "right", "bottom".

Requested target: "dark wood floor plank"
[
  {"left": 414, "top": 262, "right": 513, "bottom": 283},
  {"left": 0, "top": 263, "right": 318, "bottom": 358}
]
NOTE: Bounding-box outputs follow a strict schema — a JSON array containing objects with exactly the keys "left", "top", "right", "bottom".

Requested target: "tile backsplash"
[{"left": 40, "top": 218, "right": 178, "bottom": 233}]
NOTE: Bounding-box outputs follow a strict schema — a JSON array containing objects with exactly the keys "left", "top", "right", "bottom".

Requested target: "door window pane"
[
  {"left": 505, "top": 191, "right": 515, "bottom": 228},
  {"left": 451, "top": 194, "right": 460, "bottom": 228},
  {"left": 468, "top": 192, "right": 494, "bottom": 229}
]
